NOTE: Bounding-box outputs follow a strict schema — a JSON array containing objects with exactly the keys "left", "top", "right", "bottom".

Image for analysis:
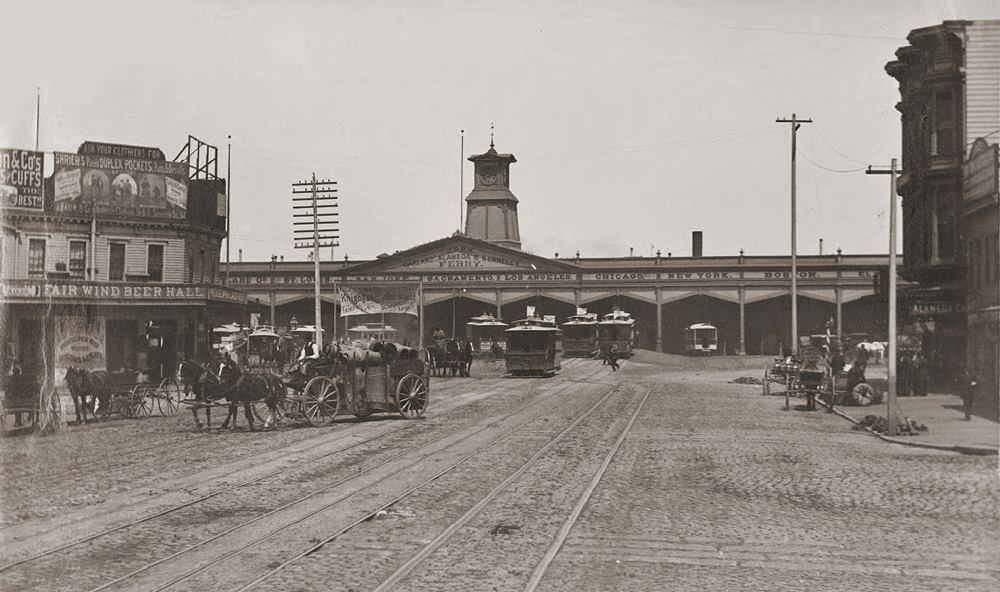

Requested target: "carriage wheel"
[
  {"left": 302, "top": 376, "right": 339, "bottom": 427},
  {"left": 131, "top": 384, "right": 154, "bottom": 417},
  {"left": 157, "top": 378, "right": 181, "bottom": 416},
  {"left": 762, "top": 365, "right": 771, "bottom": 396},
  {"left": 851, "top": 383, "right": 878, "bottom": 407},
  {"left": 395, "top": 373, "right": 428, "bottom": 419}
]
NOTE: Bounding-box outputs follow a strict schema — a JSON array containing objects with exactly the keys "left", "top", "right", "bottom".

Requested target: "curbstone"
[{"left": 814, "top": 398, "right": 998, "bottom": 456}]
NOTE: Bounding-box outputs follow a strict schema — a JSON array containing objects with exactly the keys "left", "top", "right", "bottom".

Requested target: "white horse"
[{"left": 857, "top": 342, "right": 885, "bottom": 364}]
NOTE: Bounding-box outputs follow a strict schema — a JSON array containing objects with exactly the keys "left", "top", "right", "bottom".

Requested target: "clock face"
[{"left": 479, "top": 167, "right": 499, "bottom": 186}]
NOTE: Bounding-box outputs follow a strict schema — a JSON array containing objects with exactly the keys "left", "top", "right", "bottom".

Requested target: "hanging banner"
[
  {"left": 51, "top": 149, "right": 188, "bottom": 220},
  {"left": 339, "top": 285, "right": 419, "bottom": 317},
  {"left": 0, "top": 148, "right": 45, "bottom": 210},
  {"left": 55, "top": 316, "right": 107, "bottom": 376}
]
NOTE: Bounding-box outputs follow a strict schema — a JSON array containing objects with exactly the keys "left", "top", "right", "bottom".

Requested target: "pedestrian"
[
  {"left": 897, "top": 352, "right": 912, "bottom": 397},
  {"left": 830, "top": 347, "right": 846, "bottom": 377},
  {"left": 912, "top": 351, "right": 929, "bottom": 396},
  {"left": 608, "top": 344, "right": 620, "bottom": 371},
  {"left": 959, "top": 367, "right": 979, "bottom": 420}
]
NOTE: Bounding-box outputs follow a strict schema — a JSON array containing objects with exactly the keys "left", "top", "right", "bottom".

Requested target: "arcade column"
[
  {"left": 835, "top": 286, "right": 843, "bottom": 342},
  {"left": 738, "top": 287, "right": 746, "bottom": 355},
  {"left": 655, "top": 288, "right": 663, "bottom": 353},
  {"left": 495, "top": 288, "right": 502, "bottom": 319}
]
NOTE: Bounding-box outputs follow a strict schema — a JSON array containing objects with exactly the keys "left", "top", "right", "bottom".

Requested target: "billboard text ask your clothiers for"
[{"left": 51, "top": 142, "right": 188, "bottom": 220}]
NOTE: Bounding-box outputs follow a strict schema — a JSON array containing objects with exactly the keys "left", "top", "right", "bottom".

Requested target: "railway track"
[{"left": 1, "top": 361, "right": 612, "bottom": 592}]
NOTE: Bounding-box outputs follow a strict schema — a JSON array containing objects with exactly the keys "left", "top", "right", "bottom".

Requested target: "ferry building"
[{"left": 227, "top": 142, "right": 893, "bottom": 354}]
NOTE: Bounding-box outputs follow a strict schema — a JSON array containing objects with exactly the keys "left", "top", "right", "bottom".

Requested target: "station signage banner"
[
  {"left": 339, "top": 285, "right": 418, "bottom": 317},
  {"left": 51, "top": 150, "right": 188, "bottom": 220},
  {"left": 0, "top": 148, "right": 44, "bottom": 210},
  {"left": 393, "top": 245, "right": 527, "bottom": 271}
]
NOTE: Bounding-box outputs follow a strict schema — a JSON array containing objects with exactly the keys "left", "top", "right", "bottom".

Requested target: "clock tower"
[{"left": 464, "top": 139, "right": 521, "bottom": 250}]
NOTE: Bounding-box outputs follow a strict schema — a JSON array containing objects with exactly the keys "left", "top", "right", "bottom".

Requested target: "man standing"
[
  {"left": 607, "top": 344, "right": 620, "bottom": 371},
  {"left": 298, "top": 336, "right": 319, "bottom": 377},
  {"left": 912, "top": 351, "right": 929, "bottom": 396}
]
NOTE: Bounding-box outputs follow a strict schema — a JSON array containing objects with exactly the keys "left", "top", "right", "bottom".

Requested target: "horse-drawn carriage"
[
  {"left": 505, "top": 316, "right": 562, "bottom": 377},
  {"left": 63, "top": 367, "right": 181, "bottom": 424},
  {"left": 426, "top": 336, "right": 473, "bottom": 377},
  {"left": 179, "top": 340, "right": 430, "bottom": 430}
]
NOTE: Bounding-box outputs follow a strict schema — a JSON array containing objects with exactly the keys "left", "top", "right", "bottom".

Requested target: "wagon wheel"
[
  {"left": 395, "top": 373, "right": 428, "bottom": 419},
  {"left": 302, "top": 376, "right": 339, "bottom": 427},
  {"left": 157, "top": 378, "right": 181, "bottom": 416},
  {"left": 131, "top": 384, "right": 154, "bottom": 417},
  {"left": 762, "top": 364, "right": 771, "bottom": 396},
  {"left": 851, "top": 383, "right": 878, "bottom": 407}
]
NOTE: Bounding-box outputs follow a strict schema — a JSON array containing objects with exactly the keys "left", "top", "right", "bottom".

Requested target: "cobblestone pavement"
[{"left": 1, "top": 354, "right": 996, "bottom": 592}]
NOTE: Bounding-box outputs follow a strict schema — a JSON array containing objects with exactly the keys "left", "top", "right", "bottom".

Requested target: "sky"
[{"left": 2, "top": 0, "right": 997, "bottom": 262}]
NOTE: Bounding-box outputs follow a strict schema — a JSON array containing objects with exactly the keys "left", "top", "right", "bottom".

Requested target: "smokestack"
[{"left": 692, "top": 231, "right": 703, "bottom": 258}]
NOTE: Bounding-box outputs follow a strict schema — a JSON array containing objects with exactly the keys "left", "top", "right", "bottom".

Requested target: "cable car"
[
  {"left": 466, "top": 313, "right": 509, "bottom": 358},
  {"left": 505, "top": 315, "right": 562, "bottom": 377},
  {"left": 597, "top": 309, "right": 637, "bottom": 359},
  {"left": 684, "top": 323, "right": 718, "bottom": 355},
  {"left": 347, "top": 322, "right": 397, "bottom": 342},
  {"left": 561, "top": 312, "right": 598, "bottom": 357}
]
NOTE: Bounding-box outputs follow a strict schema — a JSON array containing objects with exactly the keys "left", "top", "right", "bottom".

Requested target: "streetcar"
[
  {"left": 244, "top": 325, "right": 288, "bottom": 372},
  {"left": 466, "top": 313, "right": 508, "bottom": 357},
  {"left": 684, "top": 323, "right": 718, "bottom": 355},
  {"left": 560, "top": 311, "right": 598, "bottom": 357},
  {"left": 505, "top": 315, "right": 562, "bottom": 377},
  {"left": 347, "top": 322, "right": 398, "bottom": 342},
  {"left": 596, "top": 309, "right": 637, "bottom": 359}
]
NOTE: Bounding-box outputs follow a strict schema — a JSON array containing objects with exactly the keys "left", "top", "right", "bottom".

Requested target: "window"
[
  {"left": 147, "top": 244, "right": 164, "bottom": 282},
  {"left": 932, "top": 92, "right": 956, "bottom": 156},
  {"left": 937, "top": 198, "right": 955, "bottom": 260},
  {"left": 109, "top": 242, "right": 126, "bottom": 281},
  {"left": 199, "top": 249, "right": 205, "bottom": 283},
  {"left": 69, "top": 240, "right": 87, "bottom": 278},
  {"left": 28, "top": 239, "right": 45, "bottom": 278},
  {"left": 188, "top": 256, "right": 194, "bottom": 283}
]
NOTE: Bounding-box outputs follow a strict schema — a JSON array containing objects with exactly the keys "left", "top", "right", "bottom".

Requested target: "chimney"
[
  {"left": 692, "top": 231, "right": 703, "bottom": 258},
  {"left": 238, "top": 248, "right": 243, "bottom": 263}
]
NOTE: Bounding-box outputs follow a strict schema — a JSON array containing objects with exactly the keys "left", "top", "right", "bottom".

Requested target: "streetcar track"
[
  {"left": 0, "top": 376, "right": 509, "bottom": 570},
  {"left": 524, "top": 386, "right": 652, "bottom": 591},
  {"left": 0, "top": 376, "right": 484, "bottom": 485},
  {"left": 234, "top": 374, "right": 621, "bottom": 592},
  {"left": 366, "top": 381, "right": 634, "bottom": 592},
  {"left": 0, "top": 362, "right": 610, "bottom": 590},
  {"left": 87, "top": 368, "right": 609, "bottom": 592}
]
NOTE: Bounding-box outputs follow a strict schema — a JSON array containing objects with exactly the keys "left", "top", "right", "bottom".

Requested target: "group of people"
[{"left": 897, "top": 351, "right": 930, "bottom": 397}]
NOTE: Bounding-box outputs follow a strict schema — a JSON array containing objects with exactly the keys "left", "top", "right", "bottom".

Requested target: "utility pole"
[
  {"left": 866, "top": 159, "right": 900, "bottom": 436},
  {"left": 293, "top": 175, "right": 339, "bottom": 349},
  {"left": 226, "top": 135, "right": 231, "bottom": 285},
  {"left": 776, "top": 114, "right": 813, "bottom": 355},
  {"left": 460, "top": 129, "right": 465, "bottom": 233}
]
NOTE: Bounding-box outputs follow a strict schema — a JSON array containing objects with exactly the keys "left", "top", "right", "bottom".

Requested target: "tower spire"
[{"left": 490, "top": 121, "right": 494, "bottom": 149}]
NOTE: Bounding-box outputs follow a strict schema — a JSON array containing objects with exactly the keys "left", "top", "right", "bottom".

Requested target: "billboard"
[
  {"left": 51, "top": 149, "right": 188, "bottom": 220},
  {"left": 0, "top": 148, "right": 44, "bottom": 210},
  {"left": 339, "top": 285, "right": 419, "bottom": 317}
]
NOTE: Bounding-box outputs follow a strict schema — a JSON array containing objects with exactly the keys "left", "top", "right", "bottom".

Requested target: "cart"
[
  {"left": 274, "top": 344, "right": 430, "bottom": 427},
  {"left": 93, "top": 370, "right": 158, "bottom": 419}
]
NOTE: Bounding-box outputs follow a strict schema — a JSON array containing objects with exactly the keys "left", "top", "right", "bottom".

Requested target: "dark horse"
[
  {"left": 178, "top": 359, "right": 263, "bottom": 430},
  {"left": 426, "top": 339, "right": 471, "bottom": 377},
  {"left": 64, "top": 367, "right": 111, "bottom": 424}
]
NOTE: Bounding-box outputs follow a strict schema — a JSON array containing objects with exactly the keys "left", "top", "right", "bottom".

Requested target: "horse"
[
  {"left": 178, "top": 358, "right": 260, "bottom": 430},
  {"left": 64, "top": 367, "right": 111, "bottom": 424}
]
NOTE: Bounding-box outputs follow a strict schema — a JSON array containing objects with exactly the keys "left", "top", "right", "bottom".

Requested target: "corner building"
[
  {"left": 1, "top": 140, "right": 246, "bottom": 411},
  {"left": 886, "top": 19, "right": 1000, "bottom": 384}
]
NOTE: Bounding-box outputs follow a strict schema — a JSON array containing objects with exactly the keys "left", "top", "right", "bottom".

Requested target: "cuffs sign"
[{"left": 0, "top": 148, "right": 44, "bottom": 210}]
